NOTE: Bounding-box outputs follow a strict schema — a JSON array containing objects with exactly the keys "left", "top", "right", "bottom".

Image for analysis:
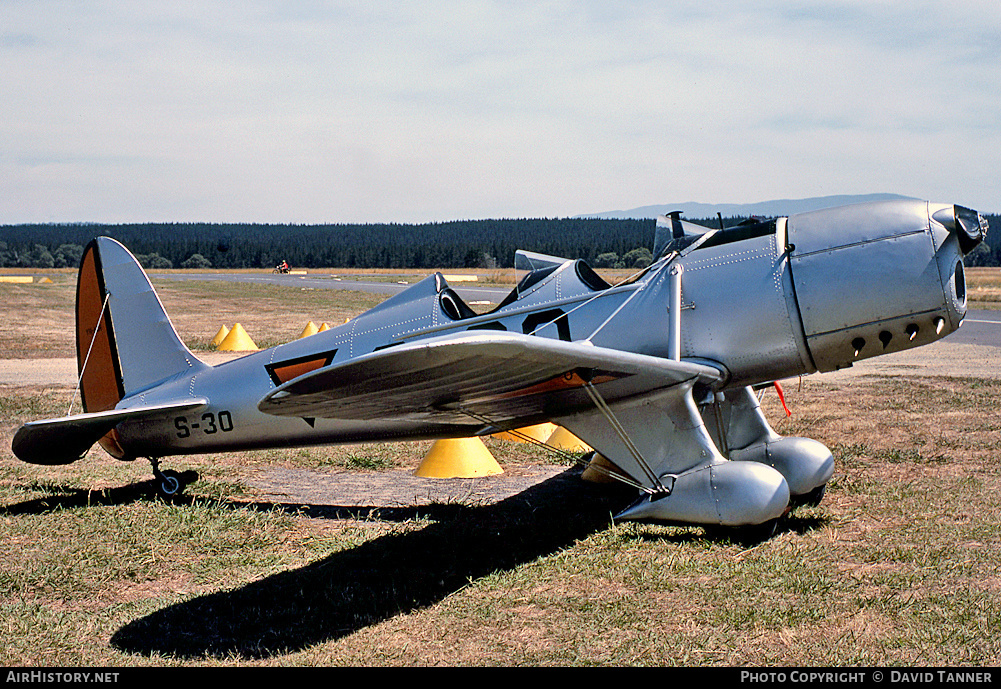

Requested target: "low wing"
[
  {"left": 12, "top": 399, "right": 207, "bottom": 465},
  {"left": 258, "top": 331, "right": 722, "bottom": 427}
]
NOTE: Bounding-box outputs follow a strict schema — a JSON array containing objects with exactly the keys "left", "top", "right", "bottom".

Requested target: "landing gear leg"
[{"left": 150, "top": 457, "right": 184, "bottom": 498}]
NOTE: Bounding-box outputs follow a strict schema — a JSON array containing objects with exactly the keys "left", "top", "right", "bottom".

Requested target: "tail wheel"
[
  {"left": 158, "top": 470, "right": 183, "bottom": 498},
  {"left": 150, "top": 458, "right": 185, "bottom": 499}
]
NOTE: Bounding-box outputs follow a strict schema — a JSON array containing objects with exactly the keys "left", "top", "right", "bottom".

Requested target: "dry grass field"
[
  {"left": 967, "top": 267, "right": 1001, "bottom": 309},
  {"left": 1, "top": 269, "right": 1000, "bottom": 666}
]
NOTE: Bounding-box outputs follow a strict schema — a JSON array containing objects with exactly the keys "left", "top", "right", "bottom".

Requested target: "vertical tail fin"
[{"left": 76, "top": 237, "right": 208, "bottom": 414}]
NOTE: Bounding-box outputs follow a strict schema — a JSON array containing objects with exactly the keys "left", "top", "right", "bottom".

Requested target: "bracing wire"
[
  {"left": 68, "top": 292, "right": 110, "bottom": 416},
  {"left": 457, "top": 407, "right": 659, "bottom": 495}
]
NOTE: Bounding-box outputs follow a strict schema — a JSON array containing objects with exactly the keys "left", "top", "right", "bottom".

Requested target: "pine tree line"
[
  {"left": 0, "top": 218, "right": 657, "bottom": 270},
  {"left": 2, "top": 214, "right": 997, "bottom": 269}
]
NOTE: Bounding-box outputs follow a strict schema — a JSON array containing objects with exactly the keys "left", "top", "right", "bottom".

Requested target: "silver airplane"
[{"left": 11, "top": 199, "right": 987, "bottom": 534}]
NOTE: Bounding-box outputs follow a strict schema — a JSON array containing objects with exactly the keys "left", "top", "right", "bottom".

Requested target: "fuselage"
[{"left": 114, "top": 199, "right": 981, "bottom": 459}]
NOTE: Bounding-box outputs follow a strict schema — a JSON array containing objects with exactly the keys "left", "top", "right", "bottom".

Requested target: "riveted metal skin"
[{"left": 12, "top": 200, "right": 986, "bottom": 528}]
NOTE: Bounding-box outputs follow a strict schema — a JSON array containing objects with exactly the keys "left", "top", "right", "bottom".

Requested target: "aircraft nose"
[
  {"left": 932, "top": 204, "right": 988, "bottom": 256},
  {"left": 929, "top": 204, "right": 987, "bottom": 330}
]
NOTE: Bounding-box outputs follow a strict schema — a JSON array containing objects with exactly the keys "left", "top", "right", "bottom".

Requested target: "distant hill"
[{"left": 579, "top": 193, "right": 918, "bottom": 220}]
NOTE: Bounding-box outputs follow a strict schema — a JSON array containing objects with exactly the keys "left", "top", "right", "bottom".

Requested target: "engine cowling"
[{"left": 787, "top": 200, "right": 986, "bottom": 372}]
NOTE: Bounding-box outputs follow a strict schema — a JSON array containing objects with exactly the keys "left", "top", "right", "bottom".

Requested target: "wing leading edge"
[{"left": 257, "top": 331, "right": 723, "bottom": 428}]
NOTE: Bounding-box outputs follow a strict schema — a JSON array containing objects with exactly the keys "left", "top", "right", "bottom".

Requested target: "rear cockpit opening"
[
  {"left": 437, "top": 258, "right": 612, "bottom": 322},
  {"left": 439, "top": 288, "right": 478, "bottom": 320},
  {"left": 575, "top": 260, "right": 612, "bottom": 291},
  {"left": 493, "top": 259, "right": 612, "bottom": 312}
]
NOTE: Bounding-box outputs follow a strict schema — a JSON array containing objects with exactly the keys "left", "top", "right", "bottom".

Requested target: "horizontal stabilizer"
[
  {"left": 258, "top": 331, "right": 722, "bottom": 426},
  {"left": 12, "top": 399, "right": 207, "bottom": 465}
]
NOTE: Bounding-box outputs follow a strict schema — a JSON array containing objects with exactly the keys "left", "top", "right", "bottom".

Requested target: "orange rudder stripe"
[{"left": 76, "top": 241, "right": 125, "bottom": 413}]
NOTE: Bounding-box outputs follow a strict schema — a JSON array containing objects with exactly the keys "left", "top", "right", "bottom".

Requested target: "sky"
[{"left": 2, "top": 1, "right": 999, "bottom": 224}]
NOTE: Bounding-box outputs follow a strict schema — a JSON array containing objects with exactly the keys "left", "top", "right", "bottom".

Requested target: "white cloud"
[{"left": 1, "top": 1, "right": 998, "bottom": 223}]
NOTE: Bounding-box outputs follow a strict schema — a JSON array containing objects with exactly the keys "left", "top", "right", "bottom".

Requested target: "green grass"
[
  {"left": 2, "top": 393, "right": 999, "bottom": 667},
  {"left": 3, "top": 275, "right": 1001, "bottom": 665}
]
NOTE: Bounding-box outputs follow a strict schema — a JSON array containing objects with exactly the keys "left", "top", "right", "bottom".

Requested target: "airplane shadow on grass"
[
  {"left": 4, "top": 468, "right": 826, "bottom": 660},
  {"left": 108, "top": 468, "right": 644, "bottom": 659}
]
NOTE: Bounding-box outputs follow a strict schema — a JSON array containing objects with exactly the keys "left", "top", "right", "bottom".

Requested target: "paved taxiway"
[{"left": 956, "top": 311, "right": 1001, "bottom": 347}]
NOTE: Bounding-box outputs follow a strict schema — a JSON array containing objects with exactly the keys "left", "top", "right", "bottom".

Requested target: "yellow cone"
[
  {"left": 217, "top": 322, "right": 258, "bottom": 351},
  {"left": 581, "top": 453, "right": 627, "bottom": 484},
  {"left": 547, "top": 426, "right": 591, "bottom": 452},
  {"left": 210, "top": 325, "right": 231, "bottom": 347},
  {"left": 415, "top": 438, "right": 504, "bottom": 478},
  {"left": 491, "top": 422, "right": 557, "bottom": 443},
  {"left": 298, "top": 321, "right": 319, "bottom": 338},
  {"left": 317, "top": 322, "right": 330, "bottom": 332}
]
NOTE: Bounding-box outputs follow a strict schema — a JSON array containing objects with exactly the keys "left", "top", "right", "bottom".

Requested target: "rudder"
[
  {"left": 76, "top": 237, "right": 208, "bottom": 415},
  {"left": 76, "top": 239, "right": 124, "bottom": 414}
]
